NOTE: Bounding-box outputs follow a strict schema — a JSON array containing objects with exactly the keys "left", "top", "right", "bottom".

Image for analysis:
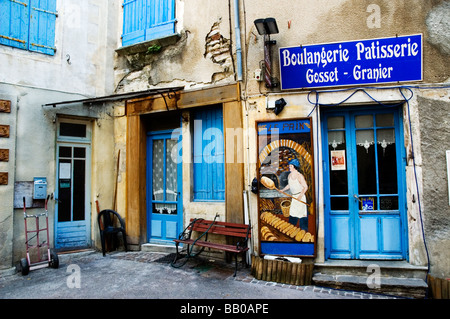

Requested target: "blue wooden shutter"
[
  {"left": 122, "top": 0, "right": 146, "bottom": 46},
  {"left": 29, "top": 0, "right": 57, "bottom": 55},
  {"left": 145, "top": 0, "right": 175, "bottom": 40},
  {"left": 0, "top": 0, "right": 30, "bottom": 50},
  {"left": 122, "top": 0, "right": 175, "bottom": 47},
  {"left": 193, "top": 107, "right": 225, "bottom": 201}
]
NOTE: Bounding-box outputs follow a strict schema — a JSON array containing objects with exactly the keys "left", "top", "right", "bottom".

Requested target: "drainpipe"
[{"left": 234, "top": 0, "right": 243, "bottom": 82}]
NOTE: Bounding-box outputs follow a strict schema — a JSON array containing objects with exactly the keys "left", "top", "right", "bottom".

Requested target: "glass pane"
[
  {"left": 328, "top": 116, "right": 345, "bottom": 129},
  {"left": 355, "top": 115, "right": 373, "bottom": 128},
  {"left": 60, "top": 123, "right": 86, "bottom": 138},
  {"left": 328, "top": 131, "right": 345, "bottom": 147},
  {"left": 58, "top": 159, "right": 71, "bottom": 222},
  {"left": 59, "top": 146, "right": 71, "bottom": 158},
  {"left": 165, "top": 139, "right": 178, "bottom": 206},
  {"left": 330, "top": 197, "right": 348, "bottom": 210},
  {"left": 377, "top": 129, "right": 398, "bottom": 194},
  {"left": 356, "top": 130, "right": 376, "bottom": 194},
  {"left": 376, "top": 113, "right": 394, "bottom": 127},
  {"left": 380, "top": 196, "right": 399, "bottom": 210},
  {"left": 73, "top": 159, "right": 85, "bottom": 221},
  {"left": 152, "top": 140, "right": 165, "bottom": 212},
  {"left": 74, "top": 147, "right": 86, "bottom": 158},
  {"left": 329, "top": 132, "right": 348, "bottom": 195}
]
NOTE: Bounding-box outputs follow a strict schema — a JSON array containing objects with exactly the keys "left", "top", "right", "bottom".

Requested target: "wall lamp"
[
  {"left": 254, "top": 18, "right": 279, "bottom": 36},
  {"left": 254, "top": 18, "right": 279, "bottom": 88}
]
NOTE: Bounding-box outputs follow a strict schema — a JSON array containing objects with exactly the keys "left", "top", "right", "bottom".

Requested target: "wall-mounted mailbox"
[{"left": 33, "top": 177, "right": 47, "bottom": 199}]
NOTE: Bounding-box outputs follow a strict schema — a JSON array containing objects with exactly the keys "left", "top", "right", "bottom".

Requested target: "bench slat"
[
  {"left": 173, "top": 238, "right": 248, "bottom": 253},
  {"left": 189, "top": 219, "right": 251, "bottom": 238}
]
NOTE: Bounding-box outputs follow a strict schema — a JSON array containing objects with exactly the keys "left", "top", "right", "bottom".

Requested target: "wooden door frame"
[{"left": 125, "top": 83, "right": 243, "bottom": 247}]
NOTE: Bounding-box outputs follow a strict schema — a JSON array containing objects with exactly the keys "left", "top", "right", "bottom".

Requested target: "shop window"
[
  {"left": 0, "top": 0, "right": 57, "bottom": 55},
  {"left": 193, "top": 107, "right": 225, "bottom": 201},
  {"left": 122, "top": 0, "right": 176, "bottom": 47}
]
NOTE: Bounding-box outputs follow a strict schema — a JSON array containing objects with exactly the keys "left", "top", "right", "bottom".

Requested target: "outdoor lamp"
[
  {"left": 254, "top": 17, "right": 279, "bottom": 89},
  {"left": 254, "top": 18, "right": 279, "bottom": 35}
]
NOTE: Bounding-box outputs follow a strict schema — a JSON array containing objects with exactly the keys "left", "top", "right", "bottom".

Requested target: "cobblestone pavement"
[{"left": 0, "top": 250, "right": 400, "bottom": 301}]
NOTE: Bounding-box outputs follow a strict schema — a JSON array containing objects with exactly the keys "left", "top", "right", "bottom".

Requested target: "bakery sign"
[
  {"left": 257, "top": 118, "right": 316, "bottom": 257},
  {"left": 279, "top": 34, "right": 422, "bottom": 90}
]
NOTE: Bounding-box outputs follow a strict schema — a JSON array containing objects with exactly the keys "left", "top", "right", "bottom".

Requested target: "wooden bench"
[{"left": 171, "top": 217, "right": 251, "bottom": 276}]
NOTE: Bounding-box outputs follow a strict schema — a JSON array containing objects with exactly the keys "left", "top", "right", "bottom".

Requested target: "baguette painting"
[{"left": 257, "top": 118, "right": 316, "bottom": 257}]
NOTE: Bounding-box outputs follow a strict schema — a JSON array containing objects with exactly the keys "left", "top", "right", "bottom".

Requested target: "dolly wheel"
[
  {"left": 49, "top": 249, "right": 59, "bottom": 269},
  {"left": 20, "top": 258, "right": 29, "bottom": 276}
]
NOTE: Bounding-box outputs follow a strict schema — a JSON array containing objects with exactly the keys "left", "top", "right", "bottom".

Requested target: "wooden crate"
[
  {"left": 428, "top": 275, "right": 450, "bottom": 299},
  {"left": 251, "top": 255, "right": 313, "bottom": 286}
]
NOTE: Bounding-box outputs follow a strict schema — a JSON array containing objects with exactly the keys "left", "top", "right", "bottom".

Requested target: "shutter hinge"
[
  {"left": 32, "top": 7, "right": 58, "bottom": 17},
  {"left": 0, "top": 34, "right": 26, "bottom": 44},
  {"left": 8, "top": 0, "right": 28, "bottom": 7}
]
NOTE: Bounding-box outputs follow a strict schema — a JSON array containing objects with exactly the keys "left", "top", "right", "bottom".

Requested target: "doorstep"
[
  {"left": 141, "top": 243, "right": 177, "bottom": 254},
  {"left": 312, "top": 259, "right": 429, "bottom": 298},
  {"left": 314, "top": 259, "right": 428, "bottom": 279}
]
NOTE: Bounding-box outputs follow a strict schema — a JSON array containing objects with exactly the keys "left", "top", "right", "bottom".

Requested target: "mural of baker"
[{"left": 257, "top": 118, "right": 316, "bottom": 257}]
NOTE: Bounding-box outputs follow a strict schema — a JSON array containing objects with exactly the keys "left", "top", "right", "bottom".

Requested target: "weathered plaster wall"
[
  {"left": 0, "top": 0, "right": 119, "bottom": 268},
  {"left": 417, "top": 94, "right": 450, "bottom": 277},
  {"left": 114, "top": 0, "right": 235, "bottom": 92},
  {"left": 0, "top": 93, "right": 17, "bottom": 271}
]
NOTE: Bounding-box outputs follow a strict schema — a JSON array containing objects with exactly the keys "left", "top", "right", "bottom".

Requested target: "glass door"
[
  {"left": 322, "top": 107, "right": 407, "bottom": 260},
  {"left": 55, "top": 120, "right": 91, "bottom": 249}
]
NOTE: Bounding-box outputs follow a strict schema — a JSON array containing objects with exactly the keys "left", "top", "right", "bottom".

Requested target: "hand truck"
[{"left": 19, "top": 196, "right": 59, "bottom": 275}]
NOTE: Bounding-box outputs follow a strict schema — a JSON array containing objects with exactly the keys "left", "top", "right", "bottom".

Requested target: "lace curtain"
[{"left": 152, "top": 139, "right": 177, "bottom": 214}]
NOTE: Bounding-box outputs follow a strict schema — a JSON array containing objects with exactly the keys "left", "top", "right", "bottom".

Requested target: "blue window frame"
[
  {"left": 193, "top": 106, "right": 225, "bottom": 201},
  {"left": 0, "top": 0, "right": 57, "bottom": 55},
  {"left": 122, "top": 0, "right": 176, "bottom": 47}
]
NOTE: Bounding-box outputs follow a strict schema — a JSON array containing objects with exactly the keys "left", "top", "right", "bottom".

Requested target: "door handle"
[{"left": 353, "top": 194, "right": 362, "bottom": 203}]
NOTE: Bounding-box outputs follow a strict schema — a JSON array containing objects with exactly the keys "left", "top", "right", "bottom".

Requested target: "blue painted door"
[
  {"left": 55, "top": 120, "right": 92, "bottom": 250},
  {"left": 55, "top": 144, "right": 91, "bottom": 249},
  {"left": 146, "top": 130, "right": 182, "bottom": 244},
  {"left": 322, "top": 107, "right": 407, "bottom": 260}
]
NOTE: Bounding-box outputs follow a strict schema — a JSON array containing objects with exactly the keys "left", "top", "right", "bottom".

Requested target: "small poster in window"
[
  {"left": 59, "top": 163, "right": 71, "bottom": 179},
  {"left": 361, "top": 197, "right": 375, "bottom": 211},
  {"left": 331, "top": 150, "right": 346, "bottom": 171}
]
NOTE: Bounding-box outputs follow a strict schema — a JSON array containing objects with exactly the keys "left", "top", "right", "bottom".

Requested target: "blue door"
[
  {"left": 55, "top": 120, "right": 92, "bottom": 250},
  {"left": 146, "top": 130, "right": 182, "bottom": 244},
  {"left": 322, "top": 106, "right": 407, "bottom": 260}
]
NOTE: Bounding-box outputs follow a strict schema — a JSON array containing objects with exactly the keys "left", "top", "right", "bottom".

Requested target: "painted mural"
[{"left": 257, "top": 118, "right": 316, "bottom": 257}]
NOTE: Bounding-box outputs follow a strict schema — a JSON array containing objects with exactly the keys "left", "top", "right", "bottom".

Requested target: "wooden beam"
[
  {"left": 126, "top": 83, "right": 240, "bottom": 116},
  {"left": 126, "top": 114, "right": 147, "bottom": 246},
  {"left": 223, "top": 100, "right": 244, "bottom": 224}
]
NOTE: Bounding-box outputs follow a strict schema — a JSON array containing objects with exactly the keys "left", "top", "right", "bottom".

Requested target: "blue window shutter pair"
[
  {"left": 0, "top": 0, "right": 57, "bottom": 55},
  {"left": 193, "top": 107, "right": 225, "bottom": 201},
  {"left": 122, "top": 0, "right": 176, "bottom": 47}
]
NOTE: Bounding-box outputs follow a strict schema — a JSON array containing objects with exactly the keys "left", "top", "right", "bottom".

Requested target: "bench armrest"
[
  {"left": 178, "top": 218, "right": 203, "bottom": 241},
  {"left": 236, "top": 225, "right": 251, "bottom": 250}
]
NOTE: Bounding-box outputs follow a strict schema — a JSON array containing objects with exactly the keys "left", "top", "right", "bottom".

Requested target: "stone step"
[
  {"left": 314, "top": 260, "right": 428, "bottom": 279},
  {"left": 312, "top": 272, "right": 428, "bottom": 299}
]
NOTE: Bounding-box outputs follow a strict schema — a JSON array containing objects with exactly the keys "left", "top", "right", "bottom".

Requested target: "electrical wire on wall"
[{"left": 306, "top": 84, "right": 450, "bottom": 280}]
